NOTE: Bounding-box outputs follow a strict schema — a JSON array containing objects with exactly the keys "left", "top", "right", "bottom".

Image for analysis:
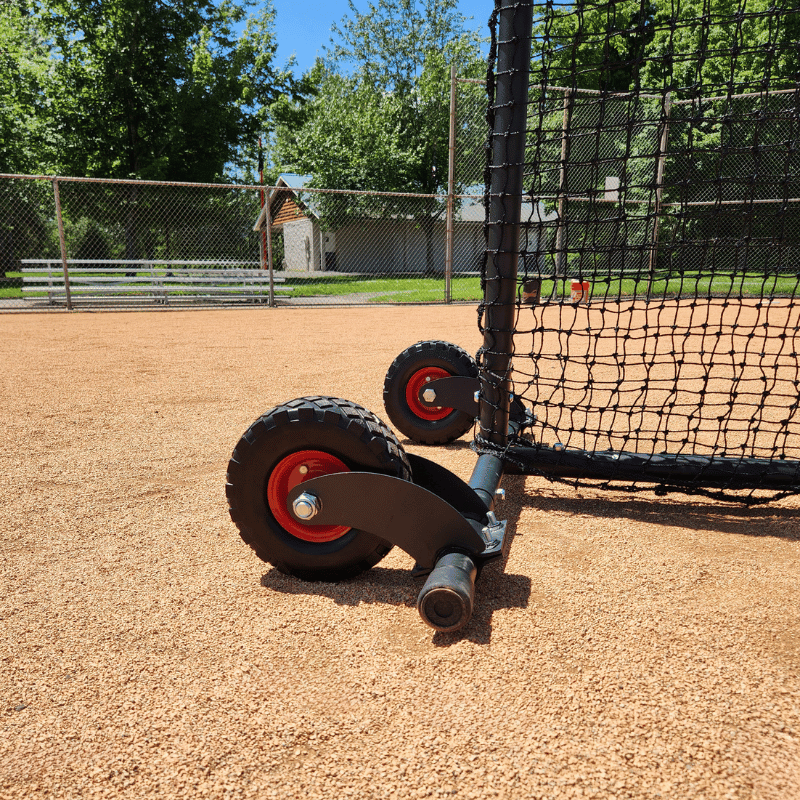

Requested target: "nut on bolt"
[
  {"left": 422, "top": 388, "right": 437, "bottom": 404},
  {"left": 292, "top": 492, "right": 321, "bottom": 520}
]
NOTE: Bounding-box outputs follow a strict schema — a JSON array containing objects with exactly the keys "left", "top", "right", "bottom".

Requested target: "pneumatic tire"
[
  {"left": 383, "top": 340, "right": 478, "bottom": 445},
  {"left": 226, "top": 396, "right": 411, "bottom": 582}
]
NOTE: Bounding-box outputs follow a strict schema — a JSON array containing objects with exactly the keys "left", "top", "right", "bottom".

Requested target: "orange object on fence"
[{"left": 570, "top": 280, "right": 590, "bottom": 303}]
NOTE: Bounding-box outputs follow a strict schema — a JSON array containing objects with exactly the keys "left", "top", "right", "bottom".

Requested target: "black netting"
[{"left": 477, "top": 0, "right": 800, "bottom": 502}]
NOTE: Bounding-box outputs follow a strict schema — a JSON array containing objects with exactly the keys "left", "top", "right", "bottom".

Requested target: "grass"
[
  {"left": 282, "top": 275, "right": 481, "bottom": 302},
  {"left": 1, "top": 271, "right": 483, "bottom": 303},
  {"left": 4, "top": 270, "right": 799, "bottom": 304}
]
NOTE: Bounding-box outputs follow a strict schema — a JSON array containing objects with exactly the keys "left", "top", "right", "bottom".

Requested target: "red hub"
[
  {"left": 405, "top": 366, "right": 452, "bottom": 421},
  {"left": 267, "top": 450, "right": 351, "bottom": 542}
]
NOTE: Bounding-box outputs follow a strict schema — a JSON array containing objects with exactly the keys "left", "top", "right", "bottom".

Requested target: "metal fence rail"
[
  {"left": 0, "top": 174, "right": 490, "bottom": 310},
  {"left": 2, "top": 75, "right": 797, "bottom": 311}
]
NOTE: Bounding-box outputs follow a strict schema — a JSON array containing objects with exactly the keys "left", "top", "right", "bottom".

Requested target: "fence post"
[
  {"left": 553, "top": 89, "right": 571, "bottom": 290},
  {"left": 648, "top": 91, "right": 672, "bottom": 295},
  {"left": 52, "top": 179, "right": 73, "bottom": 311},
  {"left": 445, "top": 63, "right": 458, "bottom": 304},
  {"left": 265, "top": 188, "right": 275, "bottom": 307}
]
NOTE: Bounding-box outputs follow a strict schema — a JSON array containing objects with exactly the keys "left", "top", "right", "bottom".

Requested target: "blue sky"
[{"left": 269, "top": 0, "right": 494, "bottom": 76}]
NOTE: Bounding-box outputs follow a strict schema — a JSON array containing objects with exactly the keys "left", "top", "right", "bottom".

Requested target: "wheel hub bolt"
[
  {"left": 422, "top": 388, "right": 437, "bottom": 404},
  {"left": 293, "top": 492, "right": 321, "bottom": 520}
]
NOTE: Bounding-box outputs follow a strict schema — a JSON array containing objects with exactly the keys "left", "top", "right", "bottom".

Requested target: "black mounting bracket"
[
  {"left": 285, "top": 454, "right": 510, "bottom": 573},
  {"left": 419, "top": 376, "right": 480, "bottom": 417},
  {"left": 420, "top": 376, "right": 532, "bottom": 427}
]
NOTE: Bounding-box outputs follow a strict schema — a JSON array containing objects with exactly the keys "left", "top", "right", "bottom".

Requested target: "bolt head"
[
  {"left": 421, "top": 388, "right": 437, "bottom": 404},
  {"left": 292, "top": 492, "right": 321, "bottom": 520}
]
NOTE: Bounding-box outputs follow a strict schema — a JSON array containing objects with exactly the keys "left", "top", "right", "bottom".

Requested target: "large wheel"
[
  {"left": 226, "top": 396, "right": 411, "bottom": 582},
  {"left": 383, "top": 340, "right": 479, "bottom": 445}
]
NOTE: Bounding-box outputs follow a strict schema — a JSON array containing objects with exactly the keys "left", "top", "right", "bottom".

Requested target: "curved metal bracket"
[
  {"left": 286, "top": 472, "right": 487, "bottom": 570},
  {"left": 406, "top": 453, "right": 489, "bottom": 516}
]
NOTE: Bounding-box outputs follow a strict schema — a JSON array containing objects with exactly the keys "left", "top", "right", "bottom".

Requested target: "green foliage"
[
  {"left": 271, "top": 0, "right": 486, "bottom": 275},
  {"left": 533, "top": 0, "right": 799, "bottom": 96},
  {"left": 274, "top": 0, "right": 485, "bottom": 194},
  {"left": 0, "top": 4, "right": 58, "bottom": 174},
  {"left": 642, "top": 0, "right": 800, "bottom": 94},
  {"left": 532, "top": 0, "right": 657, "bottom": 92},
  {"left": 73, "top": 219, "right": 112, "bottom": 261},
  {"left": 38, "top": 0, "right": 296, "bottom": 181}
]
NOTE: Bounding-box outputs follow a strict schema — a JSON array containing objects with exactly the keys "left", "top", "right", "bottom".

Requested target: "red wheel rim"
[
  {"left": 267, "top": 450, "right": 351, "bottom": 542},
  {"left": 405, "top": 366, "right": 452, "bottom": 421}
]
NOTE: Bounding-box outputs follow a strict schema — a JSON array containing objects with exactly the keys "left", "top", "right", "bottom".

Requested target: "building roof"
[
  {"left": 277, "top": 173, "right": 312, "bottom": 190},
  {"left": 271, "top": 175, "right": 557, "bottom": 225},
  {"left": 455, "top": 194, "right": 557, "bottom": 224}
]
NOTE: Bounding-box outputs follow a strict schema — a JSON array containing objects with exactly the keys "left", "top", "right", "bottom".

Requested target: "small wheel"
[
  {"left": 226, "top": 396, "right": 411, "bottom": 582},
  {"left": 383, "top": 340, "right": 478, "bottom": 445}
]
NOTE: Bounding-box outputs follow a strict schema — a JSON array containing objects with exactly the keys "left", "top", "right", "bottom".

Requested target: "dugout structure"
[{"left": 477, "top": 0, "right": 800, "bottom": 503}]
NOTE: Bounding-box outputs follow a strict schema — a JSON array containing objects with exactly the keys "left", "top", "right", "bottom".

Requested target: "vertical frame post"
[
  {"left": 52, "top": 179, "right": 73, "bottom": 311},
  {"left": 647, "top": 91, "right": 672, "bottom": 294},
  {"left": 480, "top": 0, "right": 534, "bottom": 449},
  {"left": 265, "top": 188, "right": 275, "bottom": 307},
  {"left": 553, "top": 89, "right": 571, "bottom": 286},
  {"left": 445, "top": 63, "right": 458, "bottom": 304}
]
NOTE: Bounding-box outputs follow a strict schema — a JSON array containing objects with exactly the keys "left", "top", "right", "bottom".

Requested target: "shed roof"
[{"left": 270, "top": 175, "right": 557, "bottom": 226}]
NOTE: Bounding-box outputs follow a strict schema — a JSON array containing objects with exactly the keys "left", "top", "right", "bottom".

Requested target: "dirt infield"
[{"left": 1, "top": 306, "right": 799, "bottom": 800}]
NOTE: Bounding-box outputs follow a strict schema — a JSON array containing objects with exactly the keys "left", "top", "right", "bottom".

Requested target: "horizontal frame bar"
[{"left": 507, "top": 444, "right": 800, "bottom": 490}]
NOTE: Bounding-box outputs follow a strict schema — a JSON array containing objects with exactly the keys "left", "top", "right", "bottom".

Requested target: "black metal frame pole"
[
  {"left": 479, "top": 0, "right": 534, "bottom": 450},
  {"left": 416, "top": 1, "right": 535, "bottom": 633}
]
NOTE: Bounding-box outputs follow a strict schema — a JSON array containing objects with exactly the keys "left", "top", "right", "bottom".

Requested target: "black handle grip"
[{"left": 417, "top": 552, "right": 478, "bottom": 632}]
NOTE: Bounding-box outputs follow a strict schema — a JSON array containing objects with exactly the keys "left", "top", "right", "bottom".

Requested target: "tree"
[
  {"left": 29, "top": 0, "right": 305, "bottom": 265},
  {"left": 532, "top": 0, "right": 657, "bottom": 94},
  {"left": 272, "top": 0, "right": 486, "bottom": 274},
  {"left": 529, "top": 0, "right": 800, "bottom": 276},
  {"left": 0, "top": 4, "right": 61, "bottom": 277},
  {"left": 41, "top": 0, "right": 296, "bottom": 182},
  {"left": 0, "top": 2, "right": 59, "bottom": 175}
]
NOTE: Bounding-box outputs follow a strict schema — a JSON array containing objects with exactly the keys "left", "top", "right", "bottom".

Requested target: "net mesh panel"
[{"left": 478, "top": 0, "right": 800, "bottom": 502}]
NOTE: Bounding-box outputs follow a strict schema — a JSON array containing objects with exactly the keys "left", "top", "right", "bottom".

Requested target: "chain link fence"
[
  {"left": 2, "top": 75, "right": 797, "bottom": 311},
  {"left": 0, "top": 175, "right": 492, "bottom": 310},
  {"left": 454, "top": 78, "right": 489, "bottom": 196},
  {"left": 511, "top": 86, "right": 800, "bottom": 294}
]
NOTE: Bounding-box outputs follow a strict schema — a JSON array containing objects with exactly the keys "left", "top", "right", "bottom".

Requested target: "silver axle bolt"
[
  {"left": 422, "top": 388, "right": 437, "bottom": 404},
  {"left": 292, "top": 492, "right": 321, "bottom": 520}
]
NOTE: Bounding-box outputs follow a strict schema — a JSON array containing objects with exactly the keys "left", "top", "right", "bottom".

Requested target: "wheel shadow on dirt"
[
  {"left": 260, "top": 566, "right": 532, "bottom": 646},
  {"left": 260, "top": 474, "right": 532, "bottom": 645},
  {"left": 517, "top": 490, "right": 800, "bottom": 541}
]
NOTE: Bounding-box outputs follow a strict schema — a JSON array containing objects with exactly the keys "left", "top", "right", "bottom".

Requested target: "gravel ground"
[{"left": 1, "top": 307, "right": 798, "bottom": 800}]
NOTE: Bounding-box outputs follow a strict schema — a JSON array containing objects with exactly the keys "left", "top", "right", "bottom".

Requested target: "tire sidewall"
[
  {"left": 384, "top": 345, "right": 477, "bottom": 443},
  {"left": 231, "top": 418, "right": 397, "bottom": 578}
]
